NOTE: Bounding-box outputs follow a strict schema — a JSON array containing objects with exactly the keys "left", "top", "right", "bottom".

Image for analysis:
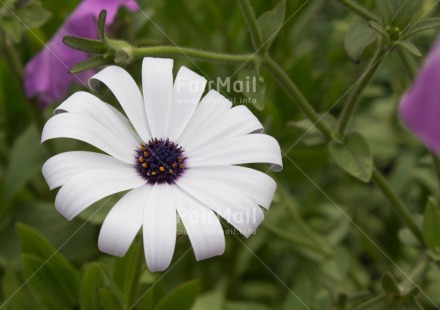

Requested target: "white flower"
[{"left": 42, "top": 57, "right": 283, "bottom": 272}]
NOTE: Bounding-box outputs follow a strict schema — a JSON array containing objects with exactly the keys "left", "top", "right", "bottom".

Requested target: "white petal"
[
  {"left": 187, "top": 134, "right": 283, "bottom": 172},
  {"left": 143, "top": 183, "right": 177, "bottom": 272},
  {"left": 43, "top": 151, "right": 129, "bottom": 190},
  {"left": 185, "top": 166, "right": 276, "bottom": 209},
  {"left": 177, "top": 174, "right": 264, "bottom": 237},
  {"left": 55, "top": 168, "right": 146, "bottom": 220},
  {"left": 142, "top": 58, "right": 174, "bottom": 139},
  {"left": 89, "top": 66, "right": 151, "bottom": 141},
  {"left": 175, "top": 187, "right": 225, "bottom": 261},
  {"left": 55, "top": 91, "right": 140, "bottom": 148},
  {"left": 184, "top": 105, "right": 263, "bottom": 153},
  {"left": 98, "top": 185, "right": 152, "bottom": 257},
  {"left": 42, "top": 113, "right": 135, "bottom": 163},
  {"left": 167, "top": 66, "right": 207, "bottom": 141},
  {"left": 177, "top": 90, "right": 232, "bottom": 146}
]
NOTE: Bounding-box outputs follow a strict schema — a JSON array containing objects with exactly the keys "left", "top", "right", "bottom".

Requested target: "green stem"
[
  {"left": 127, "top": 239, "right": 144, "bottom": 309},
  {"left": 132, "top": 46, "right": 257, "bottom": 64},
  {"left": 262, "top": 45, "right": 424, "bottom": 248},
  {"left": 338, "top": 0, "right": 379, "bottom": 22},
  {"left": 262, "top": 56, "right": 334, "bottom": 139},
  {"left": 399, "top": 251, "right": 429, "bottom": 290},
  {"left": 237, "top": 0, "right": 263, "bottom": 51},
  {"left": 262, "top": 223, "right": 330, "bottom": 257},
  {"left": 338, "top": 43, "right": 387, "bottom": 134},
  {"left": 372, "top": 168, "right": 425, "bottom": 246}
]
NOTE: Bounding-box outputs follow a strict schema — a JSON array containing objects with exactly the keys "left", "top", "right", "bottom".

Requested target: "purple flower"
[
  {"left": 24, "top": 0, "right": 138, "bottom": 108},
  {"left": 399, "top": 37, "right": 440, "bottom": 156}
]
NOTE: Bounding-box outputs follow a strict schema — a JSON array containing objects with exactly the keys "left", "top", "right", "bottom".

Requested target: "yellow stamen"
[
  {"left": 143, "top": 151, "right": 149, "bottom": 157},
  {"left": 179, "top": 164, "right": 184, "bottom": 169},
  {"left": 177, "top": 157, "right": 183, "bottom": 162},
  {"left": 151, "top": 171, "right": 157, "bottom": 176},
  {"left": 142, "top": 163, "right": 147, "bottom": 168},
  {"left": 138, "top": 157, "right": 144, "bottom": 163},
  {"left": 172, "top": 163, "right": 177, "bottom": 168},
  {"left": 169, "top": 169, "right": 173, "bottom": 174},
  {"left": 159, "top": 166, "right": 165, "bottom": 172}
]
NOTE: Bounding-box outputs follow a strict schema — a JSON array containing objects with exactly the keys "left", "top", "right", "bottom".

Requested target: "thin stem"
[
  {"left": 262, "top": 223, "right": 330, "bottom": 257},
  {"left": 262, "top": 56, "right": 334, "bottom": 139},
  {"left": 262, "top": 45, "right": 425, "bottom": 248},
  {"left": 132, "top": 46, "right": 258, "bottom": 65},
  {"left": 126, "top": 239, "right": 144, "bottom": 309},
  {"left": 237, "top": 0, "right": 263, "bottom": 51},
  {"left": 399, "top": 251, "right": 429, "bottom": 290},
  {"left": 338, "top": 43, "right": 387, "bottom": 134},
  {"left": 372, "top": 168, "right": 425, "bottom": 246},
  {"left": 338, "top": 0, "right": 379, "bottom": 22}
]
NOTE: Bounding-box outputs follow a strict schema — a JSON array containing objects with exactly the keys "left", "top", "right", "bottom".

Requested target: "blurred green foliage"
[{"left": 1, "top": 0, "right": 440, "bottom": 309}]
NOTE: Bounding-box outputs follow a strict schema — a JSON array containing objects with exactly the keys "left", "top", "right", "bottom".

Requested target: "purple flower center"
[{"left": 135, "top": 138, "right": 186, "bottom": 184}]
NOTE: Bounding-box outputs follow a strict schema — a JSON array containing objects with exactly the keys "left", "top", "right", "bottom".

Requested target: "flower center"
[{"left": 135, "top": 138, "right": 186, "bottom": 184}]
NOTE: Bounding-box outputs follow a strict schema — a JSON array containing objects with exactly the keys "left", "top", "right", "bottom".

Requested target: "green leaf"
[
  {"left": 80, "top": 263, "right": 106, "bottom": 310},
  {"left": 404, "top": 18, "right": 440, "bottom": 38},
  {"left": 17, "top": 223, "right": 78, "bottom": 305},
  {"left": 288, "top": 114, "right": 337, "bottom": 146},
  {"left": 396, "top": 41, "right": 421, "bottom": 57},
  {"left": 70, "top": 56, "right": 112, "bottom": 74},
  {"left": 136, "top": 286, "right": 154, "bottom": 310},
  {"left": 381, "top": 272, "right": 401, "bottom": 295},
  {"left": 257, "top": 0, "right": 285, "bottom": 51},
  {"left": 354, "top": 295, "right": 388, "bottom": 310},
  {"left": 328, "top": 132, "right": 373, "bottom": 182},
  {"left": 155, "top": 279, "right": 200, "bottom": 310},
  {"left": 0, "top": 18, "right": 22, "bottom": 42},
  {"left": 4, "top": 125, "right": 47, "bottom": 202},
  {"left": 21, "top": 254, "right": 76, "bottom": 309},
  {"left": 97, "top": 10, "right": 108, "bottom": 43},
  {"left": 422, "top": 198, "right": 440, "bottom": 251},
  {"left": 391, "top": 0, "right": 421, "bottom": 30},
  {"left": 344, "top": 22, "right": 377, "bottom": 64},
  {"left": 192, "top": 290, "right": 223, "bottom": 310},
  {"left": 63, "top": 36, "right": 107, "bottom": 54},
  {"left": 16, "top": 1, "right": 51, "bottom": 29},
  {"left": 99, "top": 288, "right": 123, "bottom": 310},
  {"left": 375, "top": 0, "right": 393, "bottom": 26},
  {"left": 1, "top": 269, "right": 36, "bottom": 309},
  {"left": 237, "top": 65, "right": 265, "bottom": 110},
  {"left": 112, "top": 241, "right": 144, "bottom": 301}
]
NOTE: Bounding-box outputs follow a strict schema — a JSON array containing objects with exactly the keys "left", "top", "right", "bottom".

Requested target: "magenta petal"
[
  {"left": 23, "top": 0, "right": 138, "bottom": 108},
  {"left": 399, "top": 37, "right": 440, "bottom": 156}
]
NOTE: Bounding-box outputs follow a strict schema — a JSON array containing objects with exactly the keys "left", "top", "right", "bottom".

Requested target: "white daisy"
[{"left": 41, "top": 57, "right": 283, "bottom": 272}]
